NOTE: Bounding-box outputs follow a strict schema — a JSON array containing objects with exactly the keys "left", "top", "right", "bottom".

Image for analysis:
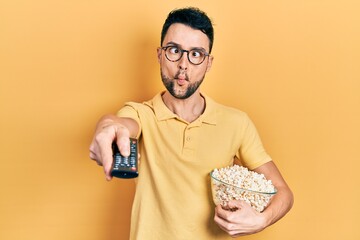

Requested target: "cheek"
[
  {"left": 160, "top": 64, "right": 174, "bottom": 78},
  {"left": 194, "top": 66, "right": 209, "bottom": 77},
  {"left": 160, "top": 60, "right": 177, "bottom": 73}
]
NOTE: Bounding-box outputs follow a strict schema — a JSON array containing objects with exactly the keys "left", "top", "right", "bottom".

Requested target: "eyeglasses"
[{"left": 161, "top": 46, "right": 210, "bottom": 65}]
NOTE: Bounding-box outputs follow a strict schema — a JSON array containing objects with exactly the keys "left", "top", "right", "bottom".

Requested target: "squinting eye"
[{"left": 168, "top": 47, "right": 180, "bottom": 54}]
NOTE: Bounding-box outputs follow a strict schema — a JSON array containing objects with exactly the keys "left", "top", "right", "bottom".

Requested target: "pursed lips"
[
  {"left": 174, "top": 73, "right": 188, "bottom": 86},
  {"left": 175, "top": 71, "right": 189, "bottom": 82}
]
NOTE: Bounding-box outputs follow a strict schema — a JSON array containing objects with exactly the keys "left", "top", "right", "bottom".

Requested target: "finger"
[
  {"left": 227, "top": 200, "right": 244, "bottom": 210},
  {"left": 89, "top": 151, "right": 97, "bottom": 161},
  {"left": 89, "top": 143, "right": 103, "bottom": 166},
  {"left": 115, "top": 126, "right": 131, "bottom": 157},
  {"left": 214, "top": 206, "right": 248, "bottom": 237},
  {"left": 96, "top": 135, "right": 114, "bottom": 181},
  {"left": 214, "top": 208, "right": 229, "bottom": 228},
  {"left": 214, "top": 218, "right": 230, "bottom": 233},
  {"left": 89, "top": 142, "right": 98, "bottom": 160},
  {"left": 117, "top": 135, "right": 130, "bottom": 157},
  {"left": 215, "top": 204, "right": 232, "bottom": 222},
  {"left": 229, "top": 200, "right": 254, "bottom": 212},
  {"left": 214, "top": 207, "right": 238, "bottom": 233},
  {"left": 101, "top": 149, "right": 113, "bottom": 181}
]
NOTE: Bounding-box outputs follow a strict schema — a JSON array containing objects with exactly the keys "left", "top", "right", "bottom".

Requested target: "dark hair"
[{"left": 161, "top": 7, "right": 214, "bottom": 53}]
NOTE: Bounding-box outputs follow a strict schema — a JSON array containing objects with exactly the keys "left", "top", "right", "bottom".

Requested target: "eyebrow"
[{"left": 164, "top": 41, "right": 207, "bottom": 52}]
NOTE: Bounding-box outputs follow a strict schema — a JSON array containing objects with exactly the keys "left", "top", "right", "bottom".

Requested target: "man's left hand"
[{"left": 214, "top": 200, "right": 267, "bottom": 237}]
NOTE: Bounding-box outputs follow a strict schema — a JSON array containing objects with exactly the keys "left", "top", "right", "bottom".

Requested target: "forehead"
[{"left": 163, "top": 23, "right": 210, "bottom": 51}]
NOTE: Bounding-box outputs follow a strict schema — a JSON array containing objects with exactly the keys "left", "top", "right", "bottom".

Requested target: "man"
[{"left": 89, "top": 7, "right": 293, "bottom": 239}]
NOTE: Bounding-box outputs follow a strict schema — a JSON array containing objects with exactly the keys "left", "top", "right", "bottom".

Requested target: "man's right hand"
[{"left": 89, "top": 114, "right": 138, "bottom": 181}]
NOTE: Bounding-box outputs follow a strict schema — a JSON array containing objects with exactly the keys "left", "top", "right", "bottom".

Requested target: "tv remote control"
[{"left": 111, "top": 138, "right": 138, "bottom": 178}]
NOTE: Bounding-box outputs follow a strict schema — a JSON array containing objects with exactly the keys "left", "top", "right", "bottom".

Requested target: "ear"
[
  {"left": 157, "top": 47, "right": 162, "bottom": 63},
  {"left": 206, "top": 55, "right": 214, "bottom": 72}
]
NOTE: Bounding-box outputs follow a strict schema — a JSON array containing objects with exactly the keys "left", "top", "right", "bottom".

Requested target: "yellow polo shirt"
[{"left": 117, "top": 93, "right": 272, "bottom": 240}]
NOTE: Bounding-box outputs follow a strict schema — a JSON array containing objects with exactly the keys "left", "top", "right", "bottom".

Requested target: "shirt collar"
[{"left": 144, "top": 92, "right": 217, "bottom": 125}]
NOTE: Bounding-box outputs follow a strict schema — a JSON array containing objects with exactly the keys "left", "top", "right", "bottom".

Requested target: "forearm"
[
  {"left": 94, "top": 114, "right": 139, "bottom": 139},
  {"left": 261, "top": 184, "right": 294, "bottom": 227},
  {"left": 253, "top": 161, "right": 294, "bottom": 228}
]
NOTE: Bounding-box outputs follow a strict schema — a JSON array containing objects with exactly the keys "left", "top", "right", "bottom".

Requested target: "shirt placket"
[{"left": 182, "top": 121, "right": 201, "bottom": 156}]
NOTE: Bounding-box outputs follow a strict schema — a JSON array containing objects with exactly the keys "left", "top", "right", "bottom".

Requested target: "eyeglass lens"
[{"left": 164, "top": 46, "right": 207, "bottom": 65}]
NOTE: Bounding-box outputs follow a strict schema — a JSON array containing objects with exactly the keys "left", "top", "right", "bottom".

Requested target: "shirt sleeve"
[
  {"left": 237, "top": 115, "right": 272, "bottom": 170},
  {"left": 116, "top": 102, "right": 142, "bottom": 139}
]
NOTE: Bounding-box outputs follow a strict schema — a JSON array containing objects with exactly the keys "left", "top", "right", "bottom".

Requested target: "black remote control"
[{"left": 111, "top": 138, "right": 138, "bottom": 178}]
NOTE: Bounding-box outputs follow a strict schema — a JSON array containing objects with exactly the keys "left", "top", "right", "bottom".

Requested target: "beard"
[{"left": 161, "top": 70, "right": 205, "bottom": 99}]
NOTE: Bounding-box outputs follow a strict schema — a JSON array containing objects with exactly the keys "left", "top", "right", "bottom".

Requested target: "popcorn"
[{"left": 210, "top": 165, "right": 276, "bottom": 212}]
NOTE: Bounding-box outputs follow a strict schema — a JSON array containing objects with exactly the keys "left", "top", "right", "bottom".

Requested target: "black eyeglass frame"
[{"left": 161, "top": 46, "right": 210, "bottom": 65}]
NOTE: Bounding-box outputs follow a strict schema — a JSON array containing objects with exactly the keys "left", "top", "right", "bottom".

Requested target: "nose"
[{"left": 178, "top": 51, "right": 189, "bottom": 70}]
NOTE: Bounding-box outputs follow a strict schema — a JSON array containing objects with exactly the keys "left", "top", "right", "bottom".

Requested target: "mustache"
[{"left": 174, "top": 70, "right": 189, "bottom": 80}]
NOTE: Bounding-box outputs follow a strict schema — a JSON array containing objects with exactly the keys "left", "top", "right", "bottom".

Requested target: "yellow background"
[{"left": 1, "top": 0, "right": 359, "bottom": 239}]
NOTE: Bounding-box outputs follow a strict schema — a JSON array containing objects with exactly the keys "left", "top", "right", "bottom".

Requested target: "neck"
[{"left": 161, "top": 91, "right": 205, "bottom": 123}]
